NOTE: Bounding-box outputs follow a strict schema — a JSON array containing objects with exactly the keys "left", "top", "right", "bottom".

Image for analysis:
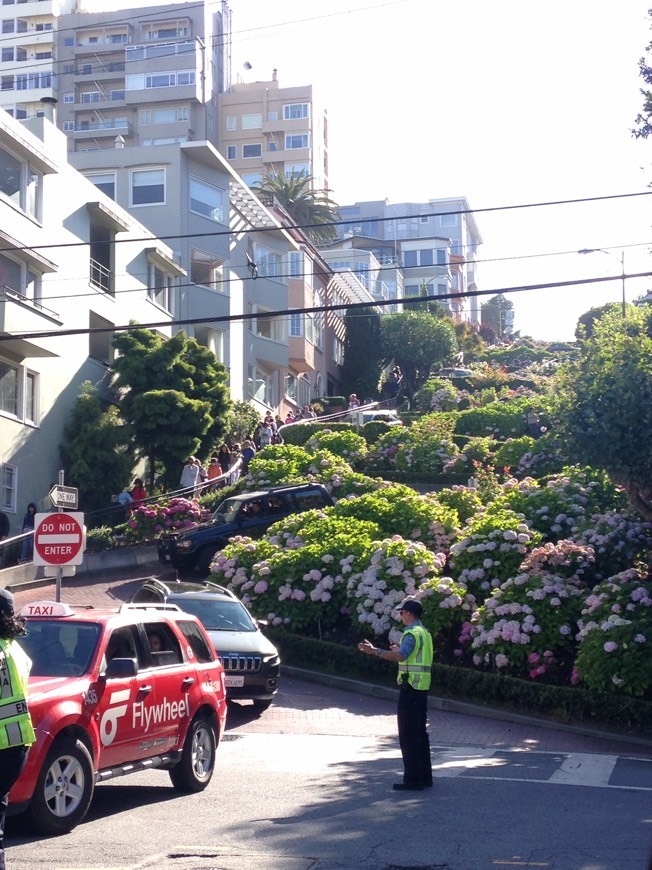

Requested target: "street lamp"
[{"left": 578, "top": 248, "right": 626, "bottom": 318}]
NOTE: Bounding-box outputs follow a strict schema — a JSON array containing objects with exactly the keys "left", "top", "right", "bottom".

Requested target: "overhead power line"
[
  {"left": 1, "top": 190, "right": 651, "bottom": 257},
  {"left": 2, "top": 270, "right": 650, "bottom": 345}
]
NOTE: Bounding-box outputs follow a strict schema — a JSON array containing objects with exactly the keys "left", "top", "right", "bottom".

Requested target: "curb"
[{"left": 283, "top": 666, "right": 652, "bottom": 752}]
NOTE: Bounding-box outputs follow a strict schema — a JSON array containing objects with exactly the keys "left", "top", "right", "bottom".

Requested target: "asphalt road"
[{"left": 5, "top": 569, "right": 652, "bottom": 870}]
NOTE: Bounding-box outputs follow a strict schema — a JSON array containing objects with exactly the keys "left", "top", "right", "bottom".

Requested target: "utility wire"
[
  {"left": 1, "top": 190, "right": 651, "bottom": 256},
  {"left": 2, "top": 270, "right": 650, "bottom": 344}
]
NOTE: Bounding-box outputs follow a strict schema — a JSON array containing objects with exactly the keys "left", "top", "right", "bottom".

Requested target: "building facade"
[
  {"left": 0, "top": 109, "right": 180, "bottom": 534},
  {"left": 217, "top": 72, "right": 328, "bottom": 191},
  {"left": 335, "top": 197, "right": 483, "bottom": 323},
  {"left": 0, "top": 0, "right": 231, "bottom": 150}
]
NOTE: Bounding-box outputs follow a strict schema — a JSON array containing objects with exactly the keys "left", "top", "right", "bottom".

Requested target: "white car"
[{"left": 356, "top": 410, "right": 403, "bottom": 426}]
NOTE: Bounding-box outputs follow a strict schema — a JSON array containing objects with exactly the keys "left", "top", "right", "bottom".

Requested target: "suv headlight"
[{"left": 176, "top": 539, "right": 193, "bottom": 550}]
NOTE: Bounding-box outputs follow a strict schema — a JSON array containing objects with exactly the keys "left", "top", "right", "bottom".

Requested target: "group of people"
[{"left": 179, "top": 444, "right": 236, "bottom": 496}]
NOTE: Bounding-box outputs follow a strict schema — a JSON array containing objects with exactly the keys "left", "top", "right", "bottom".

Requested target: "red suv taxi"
[{"left": 9, "top": 599, "right": 227, "bottom": 835}]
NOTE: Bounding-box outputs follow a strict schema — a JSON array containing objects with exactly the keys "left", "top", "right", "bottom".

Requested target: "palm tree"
[{"left": 255, "top": 172, "right": 340, "bottom": 245}]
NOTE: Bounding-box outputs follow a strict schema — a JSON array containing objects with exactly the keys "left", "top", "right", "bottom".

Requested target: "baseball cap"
[
  {"left": 398, "top": 597, "right": 422, "bottom": 617},
  {"left": 0, "top": 587, "right": 15, "bottom": 615}
]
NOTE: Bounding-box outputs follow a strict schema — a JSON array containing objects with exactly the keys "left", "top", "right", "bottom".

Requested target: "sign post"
[{"left": 33, "top": 512, "right": 85, "bottom": 601}]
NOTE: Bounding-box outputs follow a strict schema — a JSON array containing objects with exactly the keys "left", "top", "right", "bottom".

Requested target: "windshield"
[
  {"left": 171, "top": 598, "right": 257, "bottom": 632},
  {"left": 21, "top": 620, "right": 101, "bottom": 677},
  {"left": 212, "top": 497, "right": 247, "bottom": 524}
]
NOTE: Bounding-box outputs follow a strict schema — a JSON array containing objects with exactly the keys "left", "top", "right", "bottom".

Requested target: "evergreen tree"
[
  {"left": 111, "top": 328, "right": 231, "bottom": 488},
  {"left": 633, "top": 9, "right": 652, "bottom": 139},
  {"left": 59, "top": 382, "right": 133, "bottom": 519},
  {"left": 380, "top": 311, "right": 458, "bottom": 399},
  {"left": 341, "top": 306, "right": 383, "bottom": 400}
]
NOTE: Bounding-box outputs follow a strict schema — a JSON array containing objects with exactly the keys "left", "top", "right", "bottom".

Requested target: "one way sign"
[{"left": 49, "top": 485, "right": 79, "bottom": 510}]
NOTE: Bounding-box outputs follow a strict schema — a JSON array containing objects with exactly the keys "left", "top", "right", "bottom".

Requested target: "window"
[
  {"left": 1, "top": 47, "right": 13, "bottom": 61},
  {"left": 1, "top": 76, "right": 13, "bottom": 92},
  {"left": 404, "top": 284, "right": 419, "bottom": 297},
  {"left": 285, "top": 134, "right": 309, "bottom": 150},
  {"left": 64, "top": 36, "right": 73, "bottom": 46},
  {"left": 437, "top": 248, "right": 447, "bottom": 266},
  {"left": 440, "top": 213, "right": 457, "bottom": 227},
  {"left": 126, "top": 70, "right": 195, "bottom": 90},
  {"left": 24, "top": 370, "right": 36, "bottom": 423},
  {"left": 226, "top": 145, "right": 236, "bottom": 160},
  {"left": 437, "top": 283, "right": 447, "bottom": 296},
  {"left": 247, "top": 363, "right": 273, "bottom": 405},
  {"left": 142, "top": 22, "right": 189, "bottom": 40},
  {"left": 419, "top": 249, "right": 433, "bottom": 267},
  {"left": 242, "top": 143, "right": 262, "bottom": 159},
  {"left": 190, "top": 249, "right": 224, "bottom": 291},
  {"left": 81, "top": 91, "right": 101, "bottom": 103},
  {"left": 189, "top": 176, "right": 223, "bottom": 222},
  {"left": 2, "top": 20, "right": 14, "bottom": 33},
  {"left": 289, "top": 311, "right": 302, "bottom": 337},
  {"left": 130, "top": 168, "right": 165, "bottom": 206},
  {"left": 1, "top": 462, "right": 16, "bottom": 513},
  {"left": 255, "top": 244, "right": 284, "bottom": 281},
  {"left": 63, "top": 92, "right": 74, "bottom": 103},
  {"left": 89, "top": 223, "right": 114, "bottom": 295},
  {"left": 283, "top": 103, "right": 309, "bottom": 120},
  {"left": 313, "top": 290, "right": 323, "bottom": 349},
  {"left": 141, "top": 107, "right": 182, "bottom": 125},
  {"left": 420, "top": 215, "right": 429, "bottom": 223},
  {"left": 89, "top": 311, "right": 113, "bottom": 364},
  {"left": 110, "top": 89, "right": 125, "bottom": 101},
  {"left": 403, "top": 250, "right": 417, "bottom": 268},
  {"left": 0, "top": 146, "right": 41, "bottom": 220},
  {"left": 241, "top": 113, "right": 262, "bottom": 129},
  {"left": 267, "top": 110, "right": 278, "bottom": 122},
  {"left": 285, "top": 372, "right": 297, "bottom": 400},
  {"left": 285, "top": 162, "right": 309, "bottom": 178},
  {"left": 15, "top": 47, "right": 25, "bottom": 61},
  {"left": 332, "top": 336, "right": 344, "bottom": 366},
  {"left": 193, "top": 325, "right": 224, "bottom": 361},
  {"left": 0, "top": 359, "right": 17, "bottom": 416},
  {"left": 248, "top": 303, "right": 285, "bottom": 342},
  {"left": 63, "top": 121, "right": 74, "bottom": 132},
  {"left": 148, "top": 263, "right": 173, "bottom": 311},
  {"left": 288, "top": 251, "right": 303, "bottom": 278},
  {"left": 241, "top": 172, "right": 261, "bottom": 188},
  {"left": 226, "top": 115, "right": 236, "bottom": 131},
  {"left": 85, "top": 171, "right": 115, "bottom": 200}
]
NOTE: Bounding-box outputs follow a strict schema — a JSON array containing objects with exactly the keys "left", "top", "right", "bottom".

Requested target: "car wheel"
[
  {"left": 169, "top": 715, "right": 216, "bottom": 793},
  {"left": 197, "top": 544, "right": 221, "bottom": 575},
  {"left": 27, "top": 737, "right": 94, "bottom": 835},
  {"left": 252, "top": 698, "right": 273, "bottom": 712}
]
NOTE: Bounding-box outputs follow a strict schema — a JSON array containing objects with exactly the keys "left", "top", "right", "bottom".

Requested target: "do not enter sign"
[{"left": 33, "top": 512, "right": 85, "bottom": 566}]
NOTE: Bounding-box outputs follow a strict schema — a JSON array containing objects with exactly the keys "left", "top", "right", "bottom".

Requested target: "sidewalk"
[{"left": 6, "top": 564, "right": 652, "bottom": 757}]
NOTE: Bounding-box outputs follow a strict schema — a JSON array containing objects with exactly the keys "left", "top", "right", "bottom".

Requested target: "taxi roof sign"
[{"left": 20, "top": 600, "right": 74, "bottom": 618}]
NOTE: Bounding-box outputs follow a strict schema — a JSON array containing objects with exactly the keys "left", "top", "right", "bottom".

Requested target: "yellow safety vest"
[
  {"left": 397, "top": 623, "right": 433, "bottom": 691},
  {"left": 0, "top": 638, "right": 36, "bottom": 749}
]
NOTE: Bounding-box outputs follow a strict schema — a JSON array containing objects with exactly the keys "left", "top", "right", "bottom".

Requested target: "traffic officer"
[
  {"left": 0, "top": 588, "right": 35, "bottom": 870},
  {"left": 358, "top": 596, "right": 433, "bottom": 791}
]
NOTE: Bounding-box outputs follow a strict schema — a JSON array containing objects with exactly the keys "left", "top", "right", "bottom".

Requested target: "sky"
[{"left": 225, "top": 0, "right": 652, "bottom": 341}]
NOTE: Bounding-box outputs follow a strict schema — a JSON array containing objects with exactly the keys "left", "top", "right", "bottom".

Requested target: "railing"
[
  {"left": 76, "top": 118, "right": 128, "bottom": 132},
  {"left": 2, "top": 285, "right": 59, "bottom": 320},
  {"left": 89, "top": 259, "right": 112, "bottom": 294}
]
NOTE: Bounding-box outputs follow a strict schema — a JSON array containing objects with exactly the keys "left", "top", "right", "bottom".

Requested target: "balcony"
[
  {"left": 89, "top": 258, "right": 112, "bottom": 295},
  {"left": 72, "top": 118, "right": 131, "bottom": 138},
  {"left": 0, "top": 285, "right": 60, "bottom": 342}
]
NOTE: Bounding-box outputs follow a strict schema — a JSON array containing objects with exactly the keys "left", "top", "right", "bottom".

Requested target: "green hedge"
[{"left": 268, "top": 629, "right": 652, "bottom": 736}]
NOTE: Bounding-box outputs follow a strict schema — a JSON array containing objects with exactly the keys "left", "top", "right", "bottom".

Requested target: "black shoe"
[{"left": 392, "top": 783, "right": 424, "bottom": 791}]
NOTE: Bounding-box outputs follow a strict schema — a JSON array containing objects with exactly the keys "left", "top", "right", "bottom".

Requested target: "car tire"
[
  {"left": 252, "top": 698, "right": 273, "bottom": 712},
  {"left": 197, "top": 543, "right": 222, "bottom": 575},
  {"left": 169, "top": 715, "right": 217, "bottom": 793},
  {"left": 27, "top": 737, "right": 95, "bottom": 835}
]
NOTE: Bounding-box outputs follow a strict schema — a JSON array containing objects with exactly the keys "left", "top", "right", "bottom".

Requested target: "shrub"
[
  {"left": 454, "top": 398, "right": 532, "bottom": 440},
  {"left": 126, "top": 497, "right": 210, "bottom": 542},
  {"left": 306, "top": 429, "right": 368, "bottom": 464},
  {"left": 444, "top": 436, "right": 496, "bottom": 476},
  {"left": 573, "top": 569, "right": 652, "bottom": 696},
  {"left": 576, "top": 512, "right": 652, "bottom": 582},
  {"left": 85, "top": 526, "right": 116, "bottom": 553},
  {"left": 493, "top": 436, "right": 537, "bottom": 473}
]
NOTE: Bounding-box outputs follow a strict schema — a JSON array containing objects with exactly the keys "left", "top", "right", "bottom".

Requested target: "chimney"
[
  {"left": 272, "top": 68, "right": 277, "bottom": 82},
  {"left": 114, "top": 134, "right": 125, "bottom": 149},
  {"left": 39, "top": 96, "right": 57, "bottom": 123}
]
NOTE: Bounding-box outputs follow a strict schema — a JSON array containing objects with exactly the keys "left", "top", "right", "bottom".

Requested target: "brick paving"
[{"left": 8, "top": 568, "right": 652, "bottom": 758}]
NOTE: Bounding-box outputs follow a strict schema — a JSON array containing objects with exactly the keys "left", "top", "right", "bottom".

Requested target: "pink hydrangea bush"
[
  {"left": 573, "top": 568, "right": 652, "bottom": 696},
  {"left": 126, "top": 497, "right": 210, "bottom": 542}
]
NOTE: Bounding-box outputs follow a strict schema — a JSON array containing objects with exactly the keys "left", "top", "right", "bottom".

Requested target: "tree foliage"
[
  {"left": 380, "top": 311, "right": 457, "bottom": 398},
  {"left": 481, "top": 293, "right": 514, "bottom": 338},
  {"left": 59, "top": 382, "right": 133, "bottom": 516},
  {"left": 256, "top": 172, "right": 340, "bottom": 244},
  {"left": 111, "top": 328, "right": 231, "bottom": 487},
  {"left": 341, "top": 306, "right": 384, "bottom": 400},
  {"left": 554, "top": 306, "right": 652, "bottom": 520},
  {"left": 632, "top": 8, "right": 652, "bottom": 139},
  {"left": 575, "top": 302, "right": 620, "bottom": 340}
]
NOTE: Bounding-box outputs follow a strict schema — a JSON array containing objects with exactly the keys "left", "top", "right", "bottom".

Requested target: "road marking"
[{"left": 548, "top": 752, "right": 617, "bottom": 787}]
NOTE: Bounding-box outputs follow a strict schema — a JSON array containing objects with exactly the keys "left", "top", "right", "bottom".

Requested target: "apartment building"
[
  {"left": 336, "top": 197, "right": 483, "bottom": 323},
  {"left": 0, "top": 108, "right": 180, "bottom": 534},
  {"left": 0, "top": 0, "right": 231, "bottom": 150},
  {"left": 217, "top": 71, "right": 328, "bottom": 191}
]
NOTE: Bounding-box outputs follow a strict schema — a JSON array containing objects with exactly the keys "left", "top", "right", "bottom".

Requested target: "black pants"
[
  {"left": 0, "top": 745, "right": 29, "bottom": 870},
  {"left": 397, "top": 684, "right": 432, "bottom": 786}
]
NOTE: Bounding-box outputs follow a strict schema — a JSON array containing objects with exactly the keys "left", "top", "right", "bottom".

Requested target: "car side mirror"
[{"left": 101, "top": 657, "right": 138, "bottom": 680}]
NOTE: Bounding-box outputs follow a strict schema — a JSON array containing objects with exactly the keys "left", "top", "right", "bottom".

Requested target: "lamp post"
[{"left": 578, "top": 248, "right": 626, "bottom": 318}]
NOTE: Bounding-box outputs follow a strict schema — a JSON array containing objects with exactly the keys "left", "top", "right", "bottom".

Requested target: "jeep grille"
[{"left": 220, "top": 654, "right": 262, "bottom": 673}]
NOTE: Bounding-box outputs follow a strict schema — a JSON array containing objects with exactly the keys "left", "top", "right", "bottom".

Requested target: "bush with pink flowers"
[{"left": 126, "top": 497, "right": 211, "bottom": 542}]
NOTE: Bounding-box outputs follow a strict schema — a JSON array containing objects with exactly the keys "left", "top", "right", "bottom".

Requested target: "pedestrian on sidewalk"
[
  {"left": 0, "top": 587, "right": 36, "bottom": 870},
  {"left": 18, "top": 503, "right": 36, "bottom": 563},
  {"left": 358, "top": 596, "right": 433, "bottom": 791}
]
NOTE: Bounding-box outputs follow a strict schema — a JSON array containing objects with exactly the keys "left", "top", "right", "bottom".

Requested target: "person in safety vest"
[
  {"left": 358, "top": 596, "right": 433, "bottom": 791},
  {"left": 0, "top": 587, "right": 35, "bottom": 870}
]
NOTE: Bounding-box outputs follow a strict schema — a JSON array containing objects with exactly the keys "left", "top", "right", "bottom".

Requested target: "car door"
[
  {"left": 235, "top": 498, "right": 269, "bottom": 537},
  {"left": 138, "top": 622, "right": 190, "bottom": 754},
  {"left": 95, "top": 624, "right": 155, "bottom": 769}
]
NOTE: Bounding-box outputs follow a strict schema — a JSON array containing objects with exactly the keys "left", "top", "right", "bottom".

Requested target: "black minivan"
[{"left": 157, "top": 482, "right": 334, "bottom": 575}]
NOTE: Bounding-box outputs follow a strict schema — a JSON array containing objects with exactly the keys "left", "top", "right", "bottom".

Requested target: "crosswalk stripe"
[{"left": 548, "top": 752, "right": 618, "bottom": 787}]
